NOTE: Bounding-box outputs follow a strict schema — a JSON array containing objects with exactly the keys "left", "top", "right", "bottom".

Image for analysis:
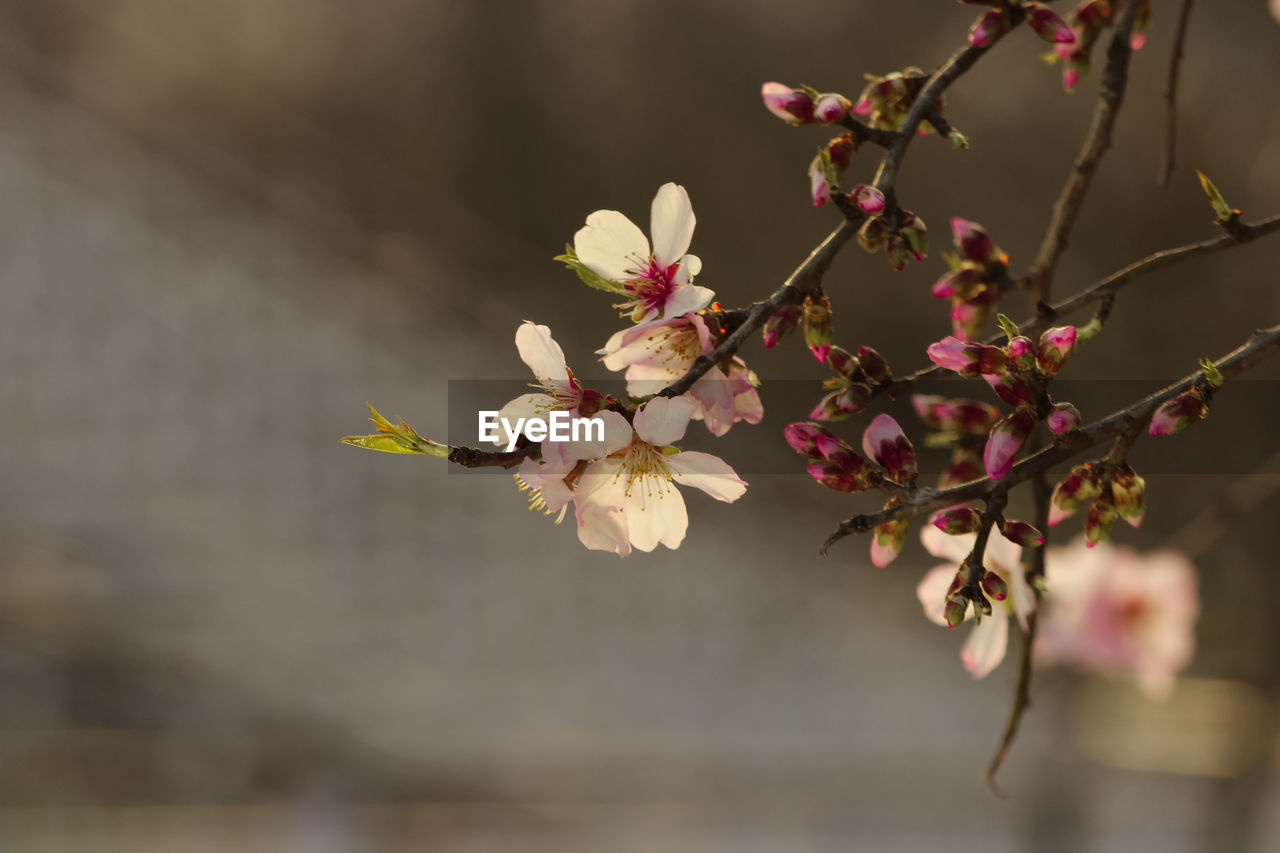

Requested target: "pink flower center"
[{"left": 624, "top": 256, "right": 680, "bottom": 315}]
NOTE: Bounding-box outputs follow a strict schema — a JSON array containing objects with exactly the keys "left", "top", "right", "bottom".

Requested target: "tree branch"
[
  {"left": 820, "top": 324, "right": 1280, "bottom": 554},
  {"left": 1160, "top": 0, "right": 1196, "bottom": 188},
  {"left": 1026, "top": 1, "right": 1143, "bottom": 301}
]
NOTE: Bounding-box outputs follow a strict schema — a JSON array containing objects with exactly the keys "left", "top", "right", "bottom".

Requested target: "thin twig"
[
  {"left": 1027, "top": 1, "right": 1143, "bottom": 301},
  {"left": 1160, "top": 0, "right": 1196, "bottom": 188},
  {"left": 874, "top": 214, "right": 1280, "bottom": 399},
  {"left": 820, "top": 324, "right": 1280, "bottom": 553}
]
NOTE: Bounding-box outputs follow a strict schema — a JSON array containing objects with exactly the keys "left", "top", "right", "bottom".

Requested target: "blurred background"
[{"left": 1, "top": 1, "right": 1279, "bottom": 850}]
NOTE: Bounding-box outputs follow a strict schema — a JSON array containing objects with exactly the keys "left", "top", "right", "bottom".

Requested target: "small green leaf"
[
  {"left": 996, "top": 313, "right": 1021, "bottom": 342},
  {"left": 1198, "top": 358, "right": 1224, "bottom": 390},
  {"left": 341, "top": 434, "right": 431, "bottom": 455},
  {"left": 1196, "top": 171, "right": 1234, "bottom": 222},
  {"left": 554, "top": 245, "right": 627, "bottom": 295},
  {"left": 344, "top": 403, "right": 450, "bottom": 457}
]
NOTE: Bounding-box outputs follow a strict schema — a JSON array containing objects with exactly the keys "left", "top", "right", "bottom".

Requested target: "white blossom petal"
[
  {"left": 916, "top": 565, "right": 957, "bottom": 627},
  {"left": 575, "top": 210, "right": 649, "bottom": 281},
  {"left": 650, "top": 183, "right": 695, "bottom": 266},
  {"left": 660, "top": 284, "right": 715, "bottom": 318},
  {"left": 920, "top": 525, "right": 975, "bottom": 563},
  {"left": 667, "top": 450, "right": 747, "bottom": 502},
  {"left": 623, "top": 477, "right": 688, "bottom": 552},
  {"left": 514, "top": 321, "right": 570, "bottom": 385},
  {"left": 497, "top": 393, "right": 556, "bottom": 426},
  {"left": 961, "top": 609, "right": 1009, "bottom": 678},
  {"left": 634, "top": 396, "right": 695, "bottom": 446}
]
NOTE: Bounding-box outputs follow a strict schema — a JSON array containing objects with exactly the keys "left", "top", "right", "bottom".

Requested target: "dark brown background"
[{"left": 1, "top": 1, "right": 1279, "bottom": 849}]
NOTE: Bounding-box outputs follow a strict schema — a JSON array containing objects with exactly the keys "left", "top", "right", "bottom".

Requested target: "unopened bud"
[
  {"left": 980, "top": 571, "right": 1009, "bottom": 602},
  {"left": 983, "top": 409, "right": 1035, "bottom": 479},
  {"left": 814, "top": 93, "right": 850, "bottom": 124},
  {"left": 926, "top": 336, "right": 1008, "bottom": 377},
  {"left": 999, "top": 519, "right": 1045, "bottom": 548},
  {"left": 931, "top": 505, "right": 982, "bottom": 535},
  {"left": 809, "top": 382, "right": 872, "bottom": 421},
  {"left": 862, "top": 413, "right": 918, "bottom": 483},
  {"left": 826, "top": 346, "right": 861, "bottom": 380},
  {"left": 806, "top": 462, "right": 866, "bottom": 493},
  {"left": 1049, "top": 465, "right": 1103, "bottom": 526},
  {"left": 1046, "top": 402, "right": 1082, "bottom": 435},
  {"left": 851, "top": 184, "right": 886, "bottom": 214},
  {"left": 944, "top": 594, "right": 970, "bottom": 628},
  {"left": 969, "top": 8, "right": 1010, "bottom": 48},
  {"left": 857, "top": 345, "right": 892, "bottom": 383},
  {"left": 763, "top": 304, "right": 802, "bottom": 349},
  {"left": 1084, "top": 491, "right": 1118, "bottom": 547},
  {"left": 1148, "top": 388, "right": 1208, "bottom": 436},
  {"left": 761, "top": 82, "right": 815, "bottom": 124},
  {"left": 1007, "top": 336, "right": 1035, "bottom": 371},
  {"left": 1036, "top": 326, "right": 1078, "bottom": 377},
  {"left": 1024, "top": 3, "right": 1076, "bottom": 45},
  {"left": 784, "top": 422, "right": 840, "bottom": 459},
  {"left": 983, "top": 371, "right": 1035, "bottom": 408},
  {"left": 870, "top": 517, "right": 910, "bottom": 567},
  {"left": 950, "top": 218, "right": 1002, "bottom": 265},
  {"left": 803, "top": 294, "right": 833, "bottom": 362},
  {"left": 857, "top": 216, "right": 888, "bottom": 253},
  {"left": 1110, "top": 464, "right": 1146, "bottom": 528}
]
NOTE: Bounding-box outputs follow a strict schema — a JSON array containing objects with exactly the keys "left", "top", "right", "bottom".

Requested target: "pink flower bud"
[
  {"left": 927, "top": 336, "right": 1008, "bottom": 377},
  {"left": 950, "top": 288, "right": 998, "bottom": 341},
  {"left": 1063, "top": 68, "right": 1081, "bottom": 92},
  {"left": 809, "top": 383, "right": 871, "bottom": 421},
  {"left": 814, "top": 93, "right": 849, "bottom": 124},
  {"left": 851, "top": 184, "right": 886, "bottom": 214},
  {"left": 983, "top": 372, "right": 1035, "bottom": 408},
  {"left": 968, "top": 8, "right": 1009, "bottom": 47},
  {"left": 1049, "top": 465, "right": 1103, "bottom": 526},
  {"left": 950, "top": 218, "right": 1002, "bottom": 265},
  {"left": 856, "top": 346, "right": 892, "bottom": 382},
  {"left": 870, "top": 517, "right": 910, "bottom": 567},
  {"left": 762, "top": 304, "right": 802, "bottom": 349},
  {"left": 980, "top": 571, "right": 1009, "bottom": 602},
  {"left": 862, "top": 413, "right": 918, "bottom": 483},
  {"left": 784, "top": 422, "right": 839, "bottom": 459},
  {"left": 1025, "top": 3, "right": 1076, "bottom": 45},
  {"left": 999, "top": 519, "right": 1045, "bottom": 548},
  {"left": 931, "top": 505, "right": 981, "bottom": 535},
  {"left": 1148, "top": 389, "right": 1209, "bottom": 436},
  {"left": 808, "top": 156, "right": 830, "bottom": 207},
  {"left": 1007, "top": 336, "right": 1035, "bottom": 370},
  {"left": 1036, "top": 326, "right": 1078, "bottom": 376},
  {"left": 761, "top": 82, "right": 815, "bottom": 124},
  {"left": 983, "top": 410, "right": 1035, "bottom": 479},
  {"left": 852, "top": 98, "right": 872, "bottom": 116},
  {"left": 827, "top": 133, "right": 858, "bottom": 170},
  {"left": 898, "top": 212, "right": 928, "bottom": 263},
  {"left": 826, "top": 346, "right": 861, "bottom": 380},
  {"left": 807, "top": 462, "right": 861, "bottom": 493},
  {"left": 1047, "top": 402, "right": 1082, "bottom": 435}
]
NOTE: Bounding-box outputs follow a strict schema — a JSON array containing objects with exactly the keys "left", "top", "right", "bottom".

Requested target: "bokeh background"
[{"left": 1, "top": 1, "right": 1279, "bottom": 850}]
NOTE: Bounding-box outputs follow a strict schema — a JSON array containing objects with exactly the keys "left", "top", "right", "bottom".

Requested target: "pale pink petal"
[
  {"left": 623, "top": 478, "right": 688, "bottom": 551},
  {"left": 574, "top": 209, "right": 649, "bottom": 281},
  {"left": 861, "top": 413, "right": 905, "bottom": 461},
  {"left": 961, "top": 609, "right": 1009, "bottom": 678},
  {"left": 634, "top": 395, "right": 695, "bottom": 446},
  {"left": 917, "top": 565, "right": 959, "bottom": 627},
  {"left": 650, "top": 183, "right": 696, "bottom": 266},
  {"left": 870, "top": 534, "right": 903, "bottom": 568},
  {"left": 920, "top": 524, "right": 975, "bottom": 563},
  {"left": 662, "top": 284, "right": 715, "bottom": 317},
  {"left": 576, "top": 502, "right": 631, "bottom": 556},
  {"left": 667, "top": 450, "right": 747, "bottom": 502},
  {"left": 688, "top": 374, "right": 737, "bottom": 436},
  {"left": 514, "top": 322, "right": 570, "bottom": 385},
  {"left": 674, "top": 254, "right": 703, "bottom": 283},
  {"left": 497, "top": 393, "right": 557, "bottom": 425},
  {"left": 563, "top": 410, "right": 632, "bottom": 460}
]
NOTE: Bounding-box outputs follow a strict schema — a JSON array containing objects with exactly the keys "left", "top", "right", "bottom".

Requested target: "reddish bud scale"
[
  {"left": 1084, "top": 490, "right": 1118, "bottom": 547},
  {"left": 763, "top": 304, "right": 802, "bottom": 349},
  {"left": 827, "top": 133, "right": 858, "bottom": 170},
  {"left": 1000, "top": 519, "right": 1045, "bottom": 548},
  {"left": 814, "top": 94, "right": 850, "bottom": 124},
  {"left": 1148, "top": 388, "right": 1209, "bottom": 436},
  {"left": 1047, "top": 402, "right": 1082, "bottom": 435},
  {"left": 862, "top": 414, "right": 918, "bottom": 483},
  {"left": 870, "top": 517, "right": 910, "bottom": 568},
  {"left": 857, "top": 346, "right": 892, "bottom": 383},
  {"left": 983, "top": 372, "right": 1035, "bottom": 408},
  {"left": 1049, "top": 465, "right": 1103, "bottom": 526},
  {"left": 983, "top": 409, "right": 1035, "bottom": 479},
  {"left": 980, "top": 571, "right": 1009, "bottom": 602},
  {"left": 931, "top": 505, "right": 982, "bottom": 535},
  {"left": 806, "top": 462, "right": 866, "bottom": 493},
  {"left": 942, "top": 450, "right": 984, "bottom": 489},
  {"left": 1025, "top": 3, "right": 1077, "bottom": 45},
  {"left": 761, "top": 82, "right": 815, "bottom": 124},
  {"left": 1036, "top": 326, "right": 1078, "bottom": 377},
  {"left": 950, "top": 218, "right": 1002, "bottom": 266},
  {"left": 1110, "top": 464, "right": 1146, "bottom": 528},
  {"left": 858, "top": 217, "right": 888, "bottom": 253},
  {"left": 803, "top": 294, "right": 833, "bottom": 362},
  {"left": 826, "top": 346, "right": 862, "bottom": 381},
  {"left": 969, "top": 8, "right": 1010, "bottom": 48},
  {"left": 950, "top": 289, "right": 999, "bottom": 342}
]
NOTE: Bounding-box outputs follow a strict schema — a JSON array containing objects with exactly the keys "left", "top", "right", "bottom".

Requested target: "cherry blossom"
[
  {"left": 1036, "top": 537, "right": 1198, "bottom": 699},
  {"left": 573, "top": 397, "right": 747, "bottom": 556},
  {"left": 494, "top": 321, "right": 602, "bottom": 435},
  {"left": 916, "top": 525, "right": 1035, "bottom": 678},
  {"left": 573, "top": 183, "right": 714, "bottom": 322},
  {"left": 600, "top": 313, "right": 762, "bottom": 436}
]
